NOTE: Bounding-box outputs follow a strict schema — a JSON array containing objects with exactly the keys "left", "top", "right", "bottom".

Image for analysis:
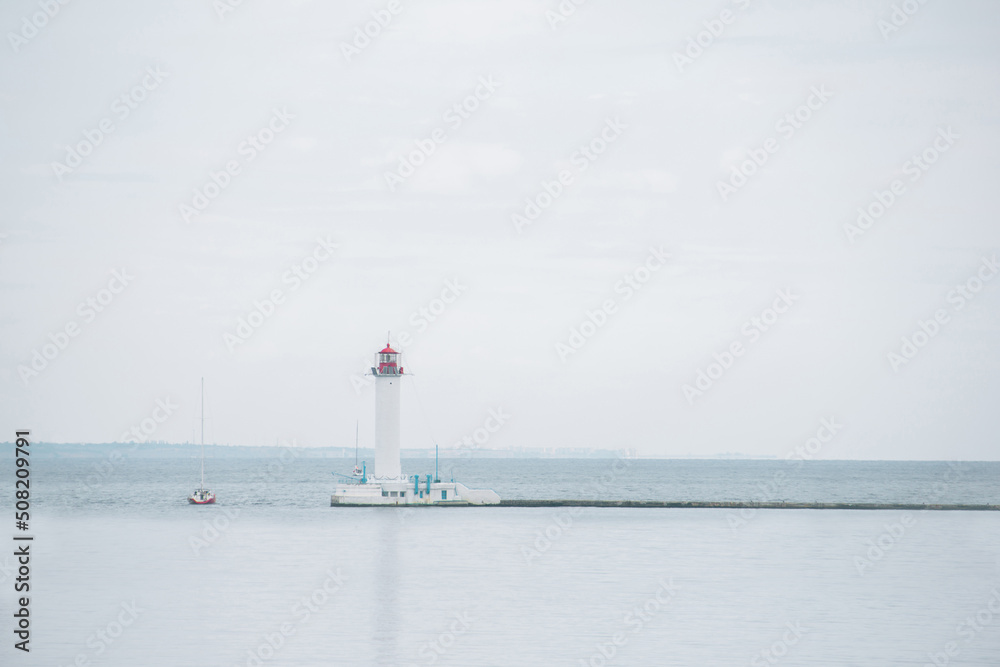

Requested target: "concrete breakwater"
[{"left": 497, "top": 500, "right": 1000, "bottom": 510}]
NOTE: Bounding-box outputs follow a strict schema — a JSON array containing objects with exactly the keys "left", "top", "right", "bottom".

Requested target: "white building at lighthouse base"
[{"left": 331, "top": 477, "right": 500, "bottom": 506}]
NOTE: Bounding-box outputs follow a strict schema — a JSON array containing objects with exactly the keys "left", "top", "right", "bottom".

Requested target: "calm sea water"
[{"left": 2, "top": 457, "right": 999, "bottom": 666}]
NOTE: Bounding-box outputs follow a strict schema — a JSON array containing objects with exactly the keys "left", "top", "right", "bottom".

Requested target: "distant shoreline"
[{"left": 1, "top": 442, "right": 998, "bottom": 462}]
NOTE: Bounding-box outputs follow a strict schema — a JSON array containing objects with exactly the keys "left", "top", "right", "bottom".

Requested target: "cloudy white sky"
[{"left": 1, "top": 0, "right": 998, "bottom": 459}]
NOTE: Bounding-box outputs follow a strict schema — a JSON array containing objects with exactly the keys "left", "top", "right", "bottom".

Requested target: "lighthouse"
[
  {"left": 373, "top": 343, "right": 404, "bottom": 480},
  {"left": 330, "top": 339, "right": 501, "bottom": 506}
]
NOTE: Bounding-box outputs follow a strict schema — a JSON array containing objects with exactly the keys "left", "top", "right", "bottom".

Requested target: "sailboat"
[
  {"left": 352, "top": 420, "right": 362, "bottom": 477},
  {"left": 188, "top": 377, "right": 216, "bottom": 504}
]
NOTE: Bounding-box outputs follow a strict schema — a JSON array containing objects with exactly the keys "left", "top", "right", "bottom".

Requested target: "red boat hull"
[{"left": 188, "top": 490, "right": 216, "bottom": 504}]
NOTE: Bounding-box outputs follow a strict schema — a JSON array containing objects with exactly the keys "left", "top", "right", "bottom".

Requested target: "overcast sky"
[{"left": 1, "top": 0, "right": 998, "bottom": 459}]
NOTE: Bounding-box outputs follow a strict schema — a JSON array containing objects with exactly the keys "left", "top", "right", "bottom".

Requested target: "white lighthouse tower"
[
  {"left": 331, "top": 339, "right": 500, "bottom": 506},
  {"left": 372, "top": 342, "right": 405, "bottom": 481}
]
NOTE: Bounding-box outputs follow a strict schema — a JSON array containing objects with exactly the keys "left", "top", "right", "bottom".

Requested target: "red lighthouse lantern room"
[{"left": 376, "top": 344, "right": 403, "bottom": 376}]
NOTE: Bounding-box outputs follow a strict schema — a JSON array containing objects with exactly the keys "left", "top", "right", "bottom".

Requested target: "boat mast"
[
  {"left": 355, "top": 420, "right": 359, "bottom": 466},
  {"left": 200, "top": 377, "right": 205, "bottom": 490}
]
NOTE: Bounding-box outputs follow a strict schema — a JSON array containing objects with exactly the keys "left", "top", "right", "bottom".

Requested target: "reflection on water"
[
  {"left": 22, "top": 507, "right": 1000, "bottom": 666},
  {"left": 373, "top": 509, "right": 402, "bottom": 665}
]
